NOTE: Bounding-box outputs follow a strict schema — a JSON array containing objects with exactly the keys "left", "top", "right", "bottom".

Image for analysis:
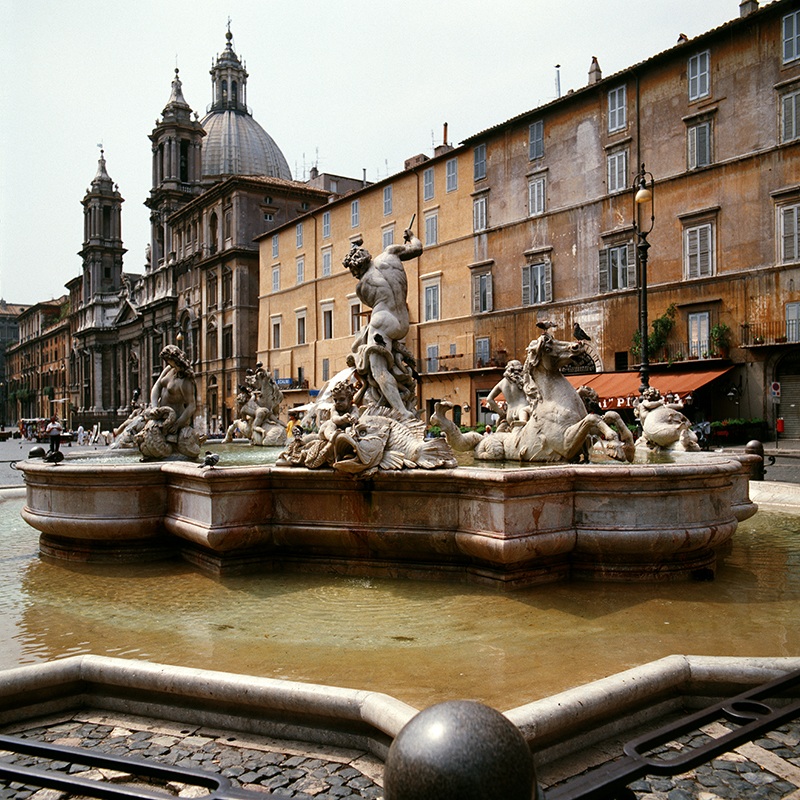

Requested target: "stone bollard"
[
  {"left": 744, "top": 440, "right": 765, "bottom": 481},
  {"left": 384, "top": 699, "right": 541, "bottom": 799}
]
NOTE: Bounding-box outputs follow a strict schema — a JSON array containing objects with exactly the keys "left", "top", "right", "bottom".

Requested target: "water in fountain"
[{"left": 2, "top": 489, "right": 798, "bottom": 710}]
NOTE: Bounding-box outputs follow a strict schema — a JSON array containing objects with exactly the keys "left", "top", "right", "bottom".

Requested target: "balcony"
[
  {"left": 422, "top": 351, "right": 509, "bottom": 374},
  {"left": 740, "top": 321, "right": 799, "bottom": 347},
  {"left": 630, "top": 342, "right": 731, "bottom": 366}
]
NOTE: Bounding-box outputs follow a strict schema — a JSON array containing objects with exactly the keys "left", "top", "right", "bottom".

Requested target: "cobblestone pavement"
[
  {"left": 4, "top": 713, "right": 800, "bottom": 798},
  {"left": 546, "top": 720, "right": 800, "bottom": 799},
  {"left": 0, "top": 713, "right": 385, "bottom": 799}
]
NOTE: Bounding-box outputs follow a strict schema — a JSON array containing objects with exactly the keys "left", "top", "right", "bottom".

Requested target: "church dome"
[
  {"left": 200, "top": 110, "right": 292, "bottom": 179},
  {"left": 200, "top": 29, "right": 292, "bottom": 181}
]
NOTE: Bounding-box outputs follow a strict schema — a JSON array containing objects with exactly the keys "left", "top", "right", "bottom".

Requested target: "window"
[
  {"left": 426, "top": 344, "right": 439, "bottom": 373},
  {"left": 599, "top": 243, "right": 635, "bottom": 293},
  {"left": 787, "top": 302, "right": 800, "bottom": 342},
  {"left": 272, "top": 234, "right": 279, "bottom": 258},
  {"left": 322, "top": 211, "right": 331, "bottom": 239},
  {"left": 351, "top": 199, "right": 360, "bottom": 228},
  {"left": 296, "top": 222, "right": 304, "bottom": 248},
  {"left": 271, "top": 266, "right": 280, "bottom": 293},
  {"left": 264, "top": 213, "right": 274, "bottom": 222},
  {"left": 207, "top": 272, "right": 218, "bottom": 308},
  {"left": 784, "top": 10, "right": 800, "bottom": 63},
  {"left": 224, "top": 208, "right": 232, "bottom": 242},
  {"left": 688, "top": 51, "right": 710, "bottom": 101},
  {"left": 684, "top": 223, "right": 714, "bottom": 279},
  {"left": 221, "top": 267, "right": 232, "bottom": 306},
  {"left": 528, "top": 176, "right": 546, "bottom": 216},
  {"left": 607, "top": 85, "right": 626, "bottom": 132},
  {"left": 424, "top": 212, "right": 438, "bottom": 246},
  {"left": 473, "top": 196, "right": 488, "bottom": 232},
  {"left": 471, "top": 271, "right": 493, "bottom": 314},
  {"left": 522, "top": 261, "right": 552, "bottom": 305},
  {"left": 607, "top": 150, "right": 628, "bottom": 194},
  {"left": 476, "top": 337, "right": 490, "bottom": 367},
  {"left": 529, "top": 120, "right": 544, "bottom": 160},
  {"left": 781, "top": 88, "right": 800, "bottom": 143},
  {"left": 688, "top": 121, "right": 712, "bottom": 169},
  {"left": 424, "top": 282, "right": 440, "bottom": 322},
  {"left": 423, "top": 167, "right": 434, "bottom": 201},
  {"left": 222, "top": 325, "right": 233, "bottom": 359},
  {"left": 296, "top": 257, "right": 305, "bottom": 284},
  {"left": 322, "top": 358, "right": 330, "bottom": 382},
  {"left": 350, "top": 302, "right": 362, "bottom": 335},
  {"left": 474, "top": 143, "right": 487, "bottom": 180},
  {"left": 446, "top": 158, "right": 458, "bottom": 192},
  {"left": 382, "top": 227, "right": 395, "bottom": 248},
  {"left": 271, "top": 318, "right": 281, "bottom": 349},
  {"left": 383, "top": 185, "right": 393, "bottom": 216},
  {"left": 206, "top": 322, "right": 218, "bottom": 361},
  {"left": 322, "top": 307, "right": 333, "bottom": 340},
  {"left": 296, "top": 312, "right": 306, "bottom": 345},
  {"left": 688, "top": 311, "right": 710, "bottom": 357},
  {"left": 322, "top": 248, "right": 332, "bottom": 277},
  {"left": 780, "top": 204, "right": 800, "bottom": 263}
]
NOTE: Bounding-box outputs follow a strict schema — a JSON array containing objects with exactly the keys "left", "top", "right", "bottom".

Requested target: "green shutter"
[
  {"left": 626, "top": 242, "right": 637, "bottom": 288},
  {"left": 599, "top": 249, "right": 609, "bottom": 294}
]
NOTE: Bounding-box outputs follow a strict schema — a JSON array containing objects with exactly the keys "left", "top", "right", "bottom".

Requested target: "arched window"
[
  {"left": 206, "top": 318, "right": 218, "bottom": 362},
  {"left": 221, "top": 79, "right": 228, "bottom": 104},
  {"left": 209, "top": 212, "right": 218, "bottom": 254},
  {"left": 222, "top": 266, "right": 233, "bottom": 306},
  {"left": 232, "top": 81, "right": 238, "bottom": 105},
  {"left": 207, "top": 272, "right": 218, "bottom": 309}
]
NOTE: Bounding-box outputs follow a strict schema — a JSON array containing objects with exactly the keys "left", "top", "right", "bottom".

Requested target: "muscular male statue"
[{"left": 343, "top": 228, "right": 422, "bottom": 419}]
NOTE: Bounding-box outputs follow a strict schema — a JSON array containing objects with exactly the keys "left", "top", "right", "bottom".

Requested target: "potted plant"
[{"left": 710, "top": 322, "right": 731, "bottom": 357}]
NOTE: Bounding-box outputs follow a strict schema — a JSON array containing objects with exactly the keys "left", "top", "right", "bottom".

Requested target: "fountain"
[{"left": 18, "top": 225, "right": 757, "bottom": 585}]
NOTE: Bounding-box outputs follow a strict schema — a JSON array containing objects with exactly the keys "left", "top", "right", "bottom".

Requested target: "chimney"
[
  {"left": 588, "top": 56, "right": 602, "bottom": 85},
  {"left": 443, "top": 122, "right": 448, "bottom": 146},
  {"left": 740, "top": 0, "right": 758, "bottom": 16}
]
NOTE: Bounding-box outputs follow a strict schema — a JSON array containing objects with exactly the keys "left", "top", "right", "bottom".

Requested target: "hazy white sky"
[{"left": 1, "top": 0, "right": 739, "bottom": 305}]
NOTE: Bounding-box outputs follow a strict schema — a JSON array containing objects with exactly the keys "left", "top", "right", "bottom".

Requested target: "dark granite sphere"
[
  {"left": 384, "top": 700, "right": 537, "bottom": 800},
  {"left": 28, "top": 446, "right": 46, "bottom": 459}
]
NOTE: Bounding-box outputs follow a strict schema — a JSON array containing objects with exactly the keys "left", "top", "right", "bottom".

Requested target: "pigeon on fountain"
[
  {"left": 536, "top": 320, "right": 557, "bottom": 331},
  {"left": 199, "top": 451, "right": 220, "bottom": 469},
  {"left": 573, "top": 322, "right": 591, "bottom": 341}
]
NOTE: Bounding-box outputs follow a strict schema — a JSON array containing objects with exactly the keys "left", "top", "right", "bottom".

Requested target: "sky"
[{"left": 0, "top": 0, "right": 741, "bottom": 306}]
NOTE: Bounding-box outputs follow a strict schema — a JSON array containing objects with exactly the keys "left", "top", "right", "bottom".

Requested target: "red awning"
[{"left": 565, "top": 367, "right": 732, "bottom": 410}]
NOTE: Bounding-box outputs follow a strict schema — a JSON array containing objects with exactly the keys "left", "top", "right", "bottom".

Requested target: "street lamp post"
[{"left": 633, "top": 164, "right": 655, "bottom": 394}]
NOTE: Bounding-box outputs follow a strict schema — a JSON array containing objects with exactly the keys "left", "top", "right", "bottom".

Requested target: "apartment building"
[{"left": 259, "top": 0, "right": 800, "bottom": 437}]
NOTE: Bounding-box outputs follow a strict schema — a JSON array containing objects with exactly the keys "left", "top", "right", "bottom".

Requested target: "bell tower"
[
  {"left": 145, "top": 68, "right": 205, "bottom": 270},
  {"left": 78, "top": 149, "right": 126, "bottom": 303}
]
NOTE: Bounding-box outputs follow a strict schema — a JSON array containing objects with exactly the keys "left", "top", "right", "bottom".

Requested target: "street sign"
[{"left": 771, "top": 381, "right": 781, "bottom": 398}]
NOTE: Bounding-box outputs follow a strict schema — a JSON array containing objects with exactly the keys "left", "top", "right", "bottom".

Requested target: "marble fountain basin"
[{"left": 18, "top": 452, "right": 758, "bottom": 587}]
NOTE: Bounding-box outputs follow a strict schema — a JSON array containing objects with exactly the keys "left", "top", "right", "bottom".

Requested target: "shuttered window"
[
  {"left": 529, "top": 120, "right": 544, "bottom": 160},
  {"left": 608, "top": 85, "right": 626, "bottom": 132},
  {"left": 782, "top": 205, "right": 800, "bottom": 263},
  {"left": 607, "top": 150, "right": 628, "bottom": 194},
  {"left": 688, "top": 51, "right": 710, "bottom": 101},
  {"left": 472, "top": 271, "right": 493, "bottom": 314},
  {"left": 685, "top": 223, "right": 714, "bottom": 279},
  {"left": 783, "top": 10, "right": 800, "bottom": 63},
  {"left": 688, "top": 122, "right": 712, "bottom": 169},
  {"left": 782, "top": 89, "right": 800, "bottom": 143},
  {"left": 528, "top": 177, "right": 546, "bottom": 216},
  {"left": 522, "top": 261, "right": 552, "bottom": 305},
  {"left": 598, "top": 243, "right": 635, "bottom": 293}
]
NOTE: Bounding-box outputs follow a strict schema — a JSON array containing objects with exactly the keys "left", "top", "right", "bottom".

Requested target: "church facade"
[{"left": 57, "top": 30, "right": 346, "bottom": 433}]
